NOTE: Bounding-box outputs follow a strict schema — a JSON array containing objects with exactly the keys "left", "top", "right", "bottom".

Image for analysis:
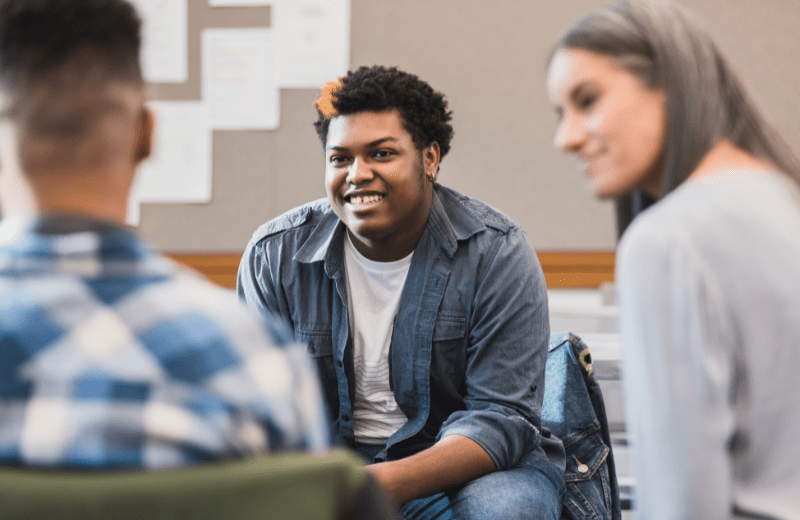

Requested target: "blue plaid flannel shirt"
[{"left": 0, "top": 216, "right": 328, "bottom": 469}]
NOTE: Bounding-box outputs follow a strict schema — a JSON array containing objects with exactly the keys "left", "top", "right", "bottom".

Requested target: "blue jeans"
[{"left": 355, "top": 444, "right": 565, "bottom": 520}]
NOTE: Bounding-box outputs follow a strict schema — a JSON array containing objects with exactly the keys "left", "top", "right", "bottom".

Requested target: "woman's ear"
[
  {"left": 423, "top": 141, "right": 441, "bottom": 181},
  {"left": 135, "top": 107, "right": 154, "bottom": 163}
]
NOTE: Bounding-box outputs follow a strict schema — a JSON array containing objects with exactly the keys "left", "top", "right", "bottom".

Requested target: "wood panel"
[
  {"left": 168, "top": 253, "right": 242, "bottom": 290},
  {"left": 168, "top": 251, "right": 616, "bottom": 290},
  {"left": 537, "top": 251, "right": 615, "bottom": 289}
]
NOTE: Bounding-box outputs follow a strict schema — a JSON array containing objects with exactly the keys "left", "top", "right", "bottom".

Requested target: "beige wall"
[{"left": 139, "top": 0, "right": 800, "bottom": 252}]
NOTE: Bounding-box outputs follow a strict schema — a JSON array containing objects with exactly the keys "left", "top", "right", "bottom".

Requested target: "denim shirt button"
[
  {"left": 336, "top": 360, "right": 343, "bottom": 368},
  {"left": 341, "top": 413, "right": 350, "bottom": 422},
  {"left": 578, "top": 463, "right": 589, "bottom": 474}
]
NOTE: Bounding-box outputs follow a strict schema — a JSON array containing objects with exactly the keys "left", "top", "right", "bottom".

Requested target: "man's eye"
[{"left": 374, "top": 150, "right": 395, "bottom": 159}]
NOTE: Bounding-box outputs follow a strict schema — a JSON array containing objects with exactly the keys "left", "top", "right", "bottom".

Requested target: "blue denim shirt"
[{"left": 238, "top": 184, "right": 550, "bottom": 470}]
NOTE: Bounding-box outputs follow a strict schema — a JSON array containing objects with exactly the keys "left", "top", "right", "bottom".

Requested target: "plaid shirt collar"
[{"left": 0, "top": 214, "right": 176, "bottom": 280}]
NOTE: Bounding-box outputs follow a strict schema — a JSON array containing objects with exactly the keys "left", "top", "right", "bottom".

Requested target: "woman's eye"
[
  {"left": 578, "top": 94, "right": 597, "bottom": 110},
  {"left": 329, "top": 155, "right": 348, "bottom": 166},
  {"left": 374, "top": 150, "right": 394, "bottom": 159}
]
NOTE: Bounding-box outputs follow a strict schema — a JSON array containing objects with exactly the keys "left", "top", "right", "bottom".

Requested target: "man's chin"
[{"left": 346, "top": 224, "right": 387, "bottom": 243}]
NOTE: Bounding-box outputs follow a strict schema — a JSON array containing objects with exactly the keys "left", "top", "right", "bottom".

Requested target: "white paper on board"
[
  {"left": 127, "top": 101, "right": 212, "bottom": 226},
  {"left": 129, "top": 0, "right": 188, "bottom": 83},
  {"left": 273, "top": 0, "right": 350, "bottom": 89},
  {"left": 202, "top": 28, "right": 279, "bottom": 130},
  {"left": 209, "top": 0, "right": 271, "bottom": 6}
]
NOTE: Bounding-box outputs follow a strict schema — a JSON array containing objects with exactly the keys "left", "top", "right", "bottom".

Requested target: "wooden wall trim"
[
  {"left": 167, "top": 253, "right": 243, "bottom": 290},
  {"left": 168, "top": 251, "right": 616, "bottom": 290},
  {"left": 538, "top": 251, "right": 615, "bottom": 289}
]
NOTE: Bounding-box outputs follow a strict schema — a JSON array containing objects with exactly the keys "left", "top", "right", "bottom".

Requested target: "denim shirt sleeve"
[
  {"left": 238, "top": 237, "right": 286, "bottom": 324},
  {"left": 435, "top": 226, "right": 550, "bottom": 470}
]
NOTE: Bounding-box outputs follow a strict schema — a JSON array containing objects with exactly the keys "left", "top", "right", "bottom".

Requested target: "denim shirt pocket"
[
  {"left": 297, "top": 328, "right": 333, "bottom": 356},
  {"left": 295, "top": 327, "right": 339, "bottom": 434},
  {"left": 562, "top": 423, "right": 612, "bottom": 520},
  {"left": 430, "top": 314, "right": 467, "bottom": 392}
]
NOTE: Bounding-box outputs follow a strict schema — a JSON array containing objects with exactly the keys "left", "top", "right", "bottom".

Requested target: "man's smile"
[{"left": 344, "top": 192, "right": 385, "bottom": 209}]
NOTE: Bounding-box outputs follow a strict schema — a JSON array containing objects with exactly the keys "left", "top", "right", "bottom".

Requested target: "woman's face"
[{"left": 547, "top": 47, "right": 667, "bottom": 199}]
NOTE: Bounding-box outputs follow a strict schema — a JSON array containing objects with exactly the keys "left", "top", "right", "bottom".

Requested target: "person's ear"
[
  {"left": 423, "top": 141, "right": 441, "bottom": 182},
  {"left": 135, "top": 107, "right": 153, "bottom": 163}
]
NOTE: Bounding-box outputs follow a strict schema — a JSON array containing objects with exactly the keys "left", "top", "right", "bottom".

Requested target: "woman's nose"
[{"left": 554, "top": 113, "right": 586, "bottom": 153}]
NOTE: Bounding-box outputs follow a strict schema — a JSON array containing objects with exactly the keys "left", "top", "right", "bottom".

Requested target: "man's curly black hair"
[{"left": 313, "top": 65, "right": 454, "bottom": 160}]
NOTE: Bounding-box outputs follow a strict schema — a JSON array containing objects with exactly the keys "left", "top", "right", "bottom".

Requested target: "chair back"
[{"left": 0, "top": 449, "right": 395, "bottom": 520}]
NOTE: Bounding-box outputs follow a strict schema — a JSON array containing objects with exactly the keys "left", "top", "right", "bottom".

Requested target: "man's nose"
[{"left": 346, "top": 157, "right": 373, "bottom": 184}]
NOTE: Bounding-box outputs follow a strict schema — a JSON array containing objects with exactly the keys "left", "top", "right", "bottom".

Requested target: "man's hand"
[{"left": 364, "top": 435, "right": 497, "bottom": 506}]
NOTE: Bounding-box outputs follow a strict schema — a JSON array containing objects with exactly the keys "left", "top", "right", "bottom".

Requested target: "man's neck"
[
  {"left": 33, "top": 213, "right": 127, "bottom": 235},
  {"left": 32, "top": 196, "right": 128, "bottom": 225},
  {"left": 23, "top": 169, "right": 133, "bottom": 225}
]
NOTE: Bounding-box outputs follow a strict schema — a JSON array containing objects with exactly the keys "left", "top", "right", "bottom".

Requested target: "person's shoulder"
[
  {"left": 622, "top": 171, "right": 788, "bottom": 258},
  {"left": 436, "top": 184, "right": 520, "bottom": 236},
  {"left": 162, "top": 261, "right": 297, "bottom": 347},
  {"left": 619, "top": 173, "right": 775, "bottom": 273},
  {"left": 248, "top": 198, "right": 334, "bottom": 247},
  {"left": 617, "top": 190, "right": 694, "bottom": 269}
]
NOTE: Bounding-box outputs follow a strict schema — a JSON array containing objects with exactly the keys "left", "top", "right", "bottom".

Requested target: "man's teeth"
[{"left": 350, "top": 194, "right": 383, "bottom": 205}]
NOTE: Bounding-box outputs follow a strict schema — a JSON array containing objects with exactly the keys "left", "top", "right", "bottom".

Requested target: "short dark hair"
[
  {"left": 0, "top": 0, "right": 144, "bottom": 173},
  {"left": 313, "top": 65, "right": 454, "bottom": 160},
  {"left": 0, "top": 0, "right": 142, "bottom": 90}
]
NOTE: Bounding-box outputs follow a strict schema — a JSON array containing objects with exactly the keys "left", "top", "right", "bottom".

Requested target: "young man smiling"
[{"left": 238, "top": 66, "right": 565, "bottom": 519}]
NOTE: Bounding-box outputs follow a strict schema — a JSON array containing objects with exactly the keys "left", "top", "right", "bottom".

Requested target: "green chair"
[{"left": 0, "top": 449, "right": 395, "bottom": 520}]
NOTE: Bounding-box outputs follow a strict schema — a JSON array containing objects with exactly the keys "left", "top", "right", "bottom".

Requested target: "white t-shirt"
[
  {"left": 344, "top": 233, "right": 412, "bottom": 445},
  {"left": 617, "top": 170, "right": 800, "bottom": 520}
]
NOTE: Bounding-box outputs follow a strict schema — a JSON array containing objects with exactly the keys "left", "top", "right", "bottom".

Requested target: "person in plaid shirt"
[{"left": 0, "top": 0, "right": 327, "bottom": 469}]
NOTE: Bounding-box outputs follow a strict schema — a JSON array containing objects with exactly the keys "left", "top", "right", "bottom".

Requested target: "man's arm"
[
  {"left": 365, "top": 435, "right": 496, "bottom": 505},
  {"left": 430, "top": 226, "right": 550, "bottom": 470},
  {"left": 371, "top": 225, "right": 549, "bottom": 505}
]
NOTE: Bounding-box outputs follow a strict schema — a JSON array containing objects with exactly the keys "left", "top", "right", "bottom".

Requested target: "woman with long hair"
[{"left": 547, "top": 1, "right": 800, "bottom": 518}]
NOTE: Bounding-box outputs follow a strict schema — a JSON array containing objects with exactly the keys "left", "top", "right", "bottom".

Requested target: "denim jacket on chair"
[{"left": 544, "top": 332, "right": 622, "bottom": 520}]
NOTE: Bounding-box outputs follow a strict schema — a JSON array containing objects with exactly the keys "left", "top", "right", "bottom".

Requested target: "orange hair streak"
[{"left": 314, "top": 79, "right": 343, "bottom": 118}]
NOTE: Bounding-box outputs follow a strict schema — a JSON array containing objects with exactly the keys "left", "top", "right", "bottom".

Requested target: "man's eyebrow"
[{"left": 327, "top": 136, "right": 400, "bottom": 152}]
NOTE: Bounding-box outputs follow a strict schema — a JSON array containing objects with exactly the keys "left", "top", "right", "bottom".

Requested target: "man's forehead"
[{"left": 326, "top": 109, "right": 410, "bottom": 148}]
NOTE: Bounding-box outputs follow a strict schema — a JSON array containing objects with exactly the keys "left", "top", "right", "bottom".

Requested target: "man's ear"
[
  {"left": 134, "top": 107, "right": 153, "bottom": 163},
  {"left": 423, "top": 141, "right": 441, "bottom": 181}
]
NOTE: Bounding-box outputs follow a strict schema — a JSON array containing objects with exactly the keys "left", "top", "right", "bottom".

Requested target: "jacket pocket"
[
  {"left": 561, "top": 424, "right": 612, "bottom": 520},
  {"left": 294, "top": 328, "right": 338, "bottom": 427},
  {"left": 297, "top": 329, "right": 333, "bottom": 358},
  {"left": 432, "top": 314, "right": 466, "bottom": 342},
  {"left": 430, "top": 314, "right": 467, "bottom": 391}
]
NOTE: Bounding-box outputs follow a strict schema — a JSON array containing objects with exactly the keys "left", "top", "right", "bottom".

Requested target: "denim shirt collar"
[
  {"left": 292, "top": 208, "right": 345, "bottom": 279},
  {"left": 292, "top": 185, "right": 487, "bottom": 270}
]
